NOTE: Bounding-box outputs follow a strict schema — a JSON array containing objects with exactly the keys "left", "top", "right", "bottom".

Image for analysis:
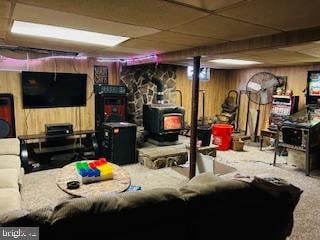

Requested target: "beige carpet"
[
  {"left": 21, "top": 160, "right": 236, "bottom": 210},
  {"left": 21, "top": 163, "right": 190, "bottom": 210},
  {"left": 21, "top": 144, "right": 320, "bottom": 239}
]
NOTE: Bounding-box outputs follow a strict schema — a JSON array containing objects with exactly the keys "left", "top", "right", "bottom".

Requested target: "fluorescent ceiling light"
[
  {"left": 11, "top": 20, "right": 129, "bottom": 47},
  {"left": 209, "top": 59, "right": 261, "bottom": 65}
]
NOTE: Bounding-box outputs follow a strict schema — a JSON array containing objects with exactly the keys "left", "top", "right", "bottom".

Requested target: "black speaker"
[
  {"left": 95, "top": 93, "right": 127, "bottom": 153},
  {"left": 0, "top": 94, "right": 16, "bottom": 138},
  {"left": 102, "top": 122, "right": 137, "bottom": 165},
  {"left": 95, "top": 94, "right": 127, "bottom": 129}
]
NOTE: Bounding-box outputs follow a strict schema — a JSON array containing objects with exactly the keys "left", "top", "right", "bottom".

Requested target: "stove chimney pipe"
[
  {"left": 143, "top": 73, "right": 164, "bottom": 104},
  {"left": 151, "top": 77, "right": 164, "bottom": 104}
]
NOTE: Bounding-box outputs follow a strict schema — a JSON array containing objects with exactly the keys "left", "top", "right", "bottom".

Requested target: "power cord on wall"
[
  {"left": 52, "top": 52, "right": 57, "bottom": 82},
  {"left": 71, "top": 58, "right": 95, "bottom": 161},
  {"left": 24, "top": 109, "right": 31, "bottom": 135}
]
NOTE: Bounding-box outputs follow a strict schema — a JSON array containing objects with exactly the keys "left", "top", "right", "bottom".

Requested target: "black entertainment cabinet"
[{"left": 18, "top": 130, "right": 97, "bottom": 173}]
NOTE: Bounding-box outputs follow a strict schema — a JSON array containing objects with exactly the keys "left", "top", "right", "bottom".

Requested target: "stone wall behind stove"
[{"left": 120, "top": 64, "right": 177, "bottom": 126}]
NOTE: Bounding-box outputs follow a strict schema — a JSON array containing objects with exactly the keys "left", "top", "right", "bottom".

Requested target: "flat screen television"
[
  {"left": 307, "top": 70, "right": 320, "bottom": 105},
  {"left": 21, "top": 71, "right": 87, "bottom": 108}
]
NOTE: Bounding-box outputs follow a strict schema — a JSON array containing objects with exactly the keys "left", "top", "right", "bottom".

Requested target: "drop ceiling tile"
[
  {"left": 85, "top": 50, "right": 143, "bottom": 59},
  {"left": 120, "top": 39, "right": 191, "bottom": 53},
  {"left": 0, "top": 18, "right": 8, "bottom": 31},
  {"left": 281, "top": 42, "right": 320, "bottom": 51},
  {"left": 12, "top": 3, "right": 160, "bottom": 38},
  {"left": 141, "top": 31, "right": 226, "bottom": 47},
  {"left": 16, "top": 0, "right": 209, "bottom": 30},
  {"left": 281, "top": 42, "right": 320, "bottom": 58},
  {"left": 217, "top": 0, "right": 320, "bottom": 31},
  {"left": 0, "top": 31, "right": 6, "bottom": 39},
  {"left": 200, "top": 48, "right": 320, "bottom": 67},
  {"left": 245, "top": 49, "right": 320, "bottom": 63},
  {"left": 5, "top": 33, "right": 102, "bottom": 52},
  {"left": 170, "top": 0, "right": 245, "bottom": 11},
  {"left": 0, "top": 0, "right": 11, "bottom": 18},
  {"left": 171, "top": 14, "right": 278, "bottom": 40},
  {"left": 286, "top": 48, "right": 320, "bottom": 58},
  {"left": 89, "top": 46, "right": 153, "bottom": 56}
]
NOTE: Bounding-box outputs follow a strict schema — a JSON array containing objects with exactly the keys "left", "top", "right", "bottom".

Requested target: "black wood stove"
[
  {"left": 142, "top": 73, "right": 185, "bottom": 145},
  {"left": 143, "top": 104, "right": 184, "bottom": 145}
]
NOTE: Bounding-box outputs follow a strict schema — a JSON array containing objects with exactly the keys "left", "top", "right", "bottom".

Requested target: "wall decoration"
[
  {"left": 94, "top": 65, "right": 108, "bottom": 84},
  {"left": 274, "top": 76, "right": 287, "bottom": 95}
]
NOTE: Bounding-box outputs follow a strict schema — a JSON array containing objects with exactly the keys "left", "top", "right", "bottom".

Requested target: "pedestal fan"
[{"left": 246, "top": 72, "right": 280, "bottom": 142}]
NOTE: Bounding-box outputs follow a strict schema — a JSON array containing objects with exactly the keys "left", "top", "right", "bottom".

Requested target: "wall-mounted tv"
[
  {"left": 307, "top": 70, "right": 320, "bottom": 104},
  {"left": 21, "top": 71, "right": 87, "bottom": 108}
]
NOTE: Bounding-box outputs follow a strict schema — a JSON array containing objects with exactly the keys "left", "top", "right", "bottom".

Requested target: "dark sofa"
[{"left": 0, "top": 173, "right": 301, "bottom": 240}]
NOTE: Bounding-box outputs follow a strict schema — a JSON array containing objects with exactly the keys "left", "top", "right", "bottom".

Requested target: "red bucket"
[{"left": 212, "top": 124, "right": 234, "bottom": 151}]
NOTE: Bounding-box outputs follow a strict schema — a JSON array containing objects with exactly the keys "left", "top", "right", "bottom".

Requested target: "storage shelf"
[
  {"left": 34, "top": 144, "right": 84, "bottom": 154},
  {"left": 19, "top": 130, "right": 95, "bottom": 141}
]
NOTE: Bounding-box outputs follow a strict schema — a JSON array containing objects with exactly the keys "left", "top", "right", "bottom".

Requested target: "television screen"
[
  {"left": 21, "top": 71, "right": 87, "bottom": 108},
  {"left": 307, "top": 70, "right": 320, "bottom": 105},
  {"left": 308, "top": 71, "right": 320, "bottom": 96}
]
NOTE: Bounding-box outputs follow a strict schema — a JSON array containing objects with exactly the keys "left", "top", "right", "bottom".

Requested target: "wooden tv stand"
[{"left": 18, "top": 130, "right": 96, "bottom": 173}]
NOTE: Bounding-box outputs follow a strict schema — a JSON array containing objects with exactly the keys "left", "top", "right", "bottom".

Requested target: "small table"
[
  {"left": 56, "top": 161, "right": 131, "bottom": 198},
  {"left": 260, "top": 129, "right": 278, "bottom": 151}
]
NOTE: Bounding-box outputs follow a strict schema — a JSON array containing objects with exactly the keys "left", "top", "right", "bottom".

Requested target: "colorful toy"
[{"left": 75, "top": 158, "right": 113, "bottom": 184}]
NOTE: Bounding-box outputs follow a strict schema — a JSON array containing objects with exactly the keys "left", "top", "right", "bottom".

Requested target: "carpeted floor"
[
  {"left": 21, "top": 160, "right": 236, "bottom": 210},
  {"left": 21, "top": 163, "right": 189, "bottom": 210},
  {"left": 21, "top": 144, "right": 320, "bottom": 240}
]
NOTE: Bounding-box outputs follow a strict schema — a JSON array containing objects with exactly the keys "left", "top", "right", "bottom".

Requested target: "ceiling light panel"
[
  {"left": 209, "top": 59, "right": 261, "bottom": 65},
  {"left": 11, "top": 20, "right": 129, "bottom": 47}
]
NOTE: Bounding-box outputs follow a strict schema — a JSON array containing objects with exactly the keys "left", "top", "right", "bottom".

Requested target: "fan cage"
[{"left": 246, "top": 72, "right": 278, "bottom": 105}]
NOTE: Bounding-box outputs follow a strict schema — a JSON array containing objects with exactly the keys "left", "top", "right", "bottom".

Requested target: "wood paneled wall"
[
  {"left": 2, "top": 57, "right": 317, "bottom": 138},
  {"left": 176, "top": 67, "right": 231, "bottom": 125},
  {"left": 0, "top": 58, "right": 120, "bottom": 136},
  {"left": 227, "top": 64, "right": 320, "bottom": 135}
]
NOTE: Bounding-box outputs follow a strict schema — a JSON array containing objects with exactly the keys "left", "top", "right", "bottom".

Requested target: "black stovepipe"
[
  {"left": 150, "top": 77, "right": 164, "bottom": 104},
  {"left": 142, "top": 72, "right": 164, "bottom": 104}
]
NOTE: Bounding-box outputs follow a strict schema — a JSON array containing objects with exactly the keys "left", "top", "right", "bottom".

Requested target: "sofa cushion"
[
  {"left": 179, "top": 175, "right": 297, "bottom": 240},
  {"left": 52, "top": 188, "right": 184, "bottom": 223},
  {"left": 0, "top": 155, "right": 23, "bottom": 187},
  {"left": 0, "top": 188, "right": 21, "bottom": 212},
  {"left": 179, "top": 173, "right": 250, "bottom": 199},
  {"left": 0, "top": 207, "right": 53, "bottom": 229},
  {"left": 50, "top": 188, "right": 187, "bottom": 239},
  {"left": 0, "top": 155, "right": 21, "bottom": 171},
  {"left": 0, "top": 138, "right": 20, "bottom": 156},
  {"left": 0, "top": 168, "right": 19, "bottom": 189},
  {"left": 0, "top": 209, "right": 29, "bottom": 225}
]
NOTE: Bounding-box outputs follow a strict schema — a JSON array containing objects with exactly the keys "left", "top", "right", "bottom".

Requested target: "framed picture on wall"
[
  {"left": 274, "top": 76, "right": 287, "bottom": 95},
  {"left": 94, "top": 65, "right": 108, "bottom": 84}
]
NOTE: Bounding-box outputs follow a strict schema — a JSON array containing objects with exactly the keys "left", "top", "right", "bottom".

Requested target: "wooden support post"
[{"left": 189, "top": 56, "right": 201, "bottom": 179}]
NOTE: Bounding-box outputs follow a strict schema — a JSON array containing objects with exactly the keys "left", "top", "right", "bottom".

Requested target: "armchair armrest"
[{"left": 0, "top": 138, "right": 20, "bottom": 156}]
